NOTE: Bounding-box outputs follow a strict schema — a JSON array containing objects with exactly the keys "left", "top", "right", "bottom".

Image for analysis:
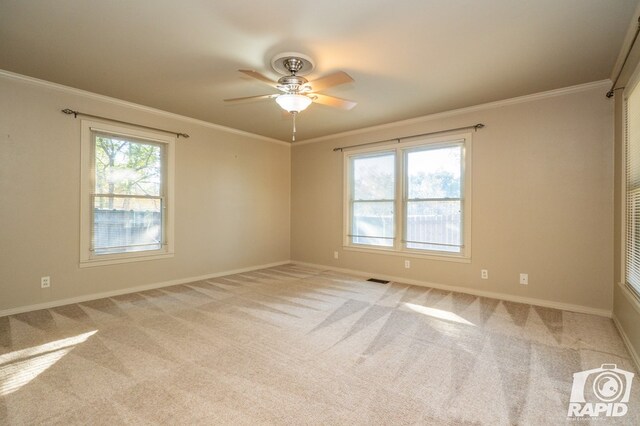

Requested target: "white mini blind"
[{"left": 626, "top": 82, "right": 640, "bottom": 295}]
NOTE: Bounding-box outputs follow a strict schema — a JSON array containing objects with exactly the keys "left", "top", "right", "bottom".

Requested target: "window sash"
[
  {"left": 90, "top": 195, "right": 165, "bottom": 253},
  {"left": 89, "top": 132, "right": 167, "bottom": 257},
  {"left": 349, "top": 152, "right": 396, "bottom": 247},
  {"left": 403, "top": 143, "right": 464, "bottom": 253},
  {"left": 349, "top": 200, "right": 395, "bottom": 247},
  {"left": 404, "top": 200, "right": 463, "bottom": 251}
]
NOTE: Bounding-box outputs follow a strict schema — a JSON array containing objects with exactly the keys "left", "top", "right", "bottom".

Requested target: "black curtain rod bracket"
[
  {"left": 61, "top": 109, "right": 189, "bottom": 138},
  {"left": 333, "top": 123, "right": 485, "bottom": 152}
]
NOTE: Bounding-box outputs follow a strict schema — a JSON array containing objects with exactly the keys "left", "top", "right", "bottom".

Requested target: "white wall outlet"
[
  {"left": 41, "top": 276, "right": 51, "bottom": 288},
  {"left": 404, "top": 260, "right": 411, "bottom": 269},
  {"left": 333, "top": 251, "right": 339, "bottom": 259},
  {"left": 519, "top": 273, "right": 528, "bottom": 285},
  {"left": 481, "top": 269, "right": 489, "bottom": 280}
]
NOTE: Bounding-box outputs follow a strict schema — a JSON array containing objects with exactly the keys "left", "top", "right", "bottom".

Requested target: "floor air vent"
[{"left": 367, "top": 278, "right": 390, "bottom": 284}]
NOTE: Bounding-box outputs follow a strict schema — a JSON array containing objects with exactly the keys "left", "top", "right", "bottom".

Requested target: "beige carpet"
[{"left": 0, "top": 264, "right": 638, "bottom": 425}]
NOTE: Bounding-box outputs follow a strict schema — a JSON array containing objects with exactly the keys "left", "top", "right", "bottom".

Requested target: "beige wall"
[
  {"left": 0, "top": 74, "right": 291, "bottom": 313},
  {"left": 0, "top": 68, "right": 625, "bottom": 322},
  {"left": 292, "top": 85, "right": 614, "bottom": 312}
]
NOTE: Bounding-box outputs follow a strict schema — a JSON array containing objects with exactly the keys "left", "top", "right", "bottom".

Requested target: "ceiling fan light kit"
[
  {"left": 225, "top": 51, "right": 356, "bottom": 141},
  {"left": 275, "top": 93, "right": 313, "bottom": 113}
]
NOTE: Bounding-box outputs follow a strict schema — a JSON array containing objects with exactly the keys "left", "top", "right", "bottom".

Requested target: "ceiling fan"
[{"left": 224, "top": 52, "right": 356, "bottom": 141}]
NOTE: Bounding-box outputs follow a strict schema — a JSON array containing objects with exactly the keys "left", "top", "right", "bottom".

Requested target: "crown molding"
[
  {"left": 0, "top": 69, "right": 290, "bottom": 147},
  {"left": 1, "top": 69, "right": 611, "bottom": 148},
  {"left": 293, "top": 79, "right": 611, "bottom": 146}
]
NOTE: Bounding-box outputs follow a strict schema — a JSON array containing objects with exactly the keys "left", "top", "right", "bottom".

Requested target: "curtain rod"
[
  {"left": 61, "top": 109, "right": 190, "bottom": 138},
  {"left": 332, "top": 123, "right": 484, "bottom": 152},
  {"left": 607, "top": 16, "right": 640, "bottom": 98}
]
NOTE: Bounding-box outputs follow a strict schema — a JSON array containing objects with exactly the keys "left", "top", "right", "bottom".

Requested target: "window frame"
[
  {"left": 80, "top": 120, "right": 175, "bottom": 267},
  {"left": 343, "top": 132, "right": 472, "bottom": 262},
  {"left": 623, "top": 69, "right": 640, "bottom": 299}
]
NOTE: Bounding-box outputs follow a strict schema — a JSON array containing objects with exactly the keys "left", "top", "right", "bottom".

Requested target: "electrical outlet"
[
  {"left": 41, "top": 276, "right": 51, "bottom": 288},
  {"left": 404, "top": 260, "right": 410, "bottom": 269},
  {"left": 481, "top": 269, "right": 489, "bottom": 280},
  {"left": 519, "top": 273, "right": 528, "bottom": 285},
  {"left": 334, "top": 251, "right": 339, "bottom": 259}
]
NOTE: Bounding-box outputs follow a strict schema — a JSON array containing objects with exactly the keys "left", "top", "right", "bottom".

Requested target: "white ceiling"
[{"left": 0, "top": 0, "right": 637, "bottom": 142}]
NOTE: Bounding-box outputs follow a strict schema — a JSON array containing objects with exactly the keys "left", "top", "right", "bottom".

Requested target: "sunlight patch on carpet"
[
  {"left": 0, "top": 330, "right": 97, "bottom": 396},
  {"left": 404, "top": 303, "right": 475, "bottom": 326}
]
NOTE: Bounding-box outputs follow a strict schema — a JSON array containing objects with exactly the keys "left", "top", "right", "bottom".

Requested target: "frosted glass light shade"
[{"left": 276, "top": 94, "right": 312, "bottom": 113}]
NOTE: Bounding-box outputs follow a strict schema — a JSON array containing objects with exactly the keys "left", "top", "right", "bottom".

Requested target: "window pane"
[
  {"left": 94, "top": 134, "right": 162, "bottom": 196},
  {"left": 406, "top": 200, "right": 461, "bottom": 252},
  {"left": 93, "top": 196, "right": 162, "bottom": 255},
  {"left": 407, "top": 146, "right": 461, "bottom": 199},
  {"left": 352, "top": 201, "right": 394, "bottom": 247},
  {"left": 352, "top": 153, "right": 395, "bottom": 200}
]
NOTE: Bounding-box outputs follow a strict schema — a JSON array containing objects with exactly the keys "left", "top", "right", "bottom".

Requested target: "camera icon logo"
[{"left": 567, "top": 364, "right": 634, "bottom": 418}]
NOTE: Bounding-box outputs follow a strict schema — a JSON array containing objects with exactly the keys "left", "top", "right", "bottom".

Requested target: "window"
[
  {"left": 625, "top": 80, "right": 640, "bottom": 295},
  {"left": 80, "top": 120, "right": 174, "bottom": 266},
  {"left": 344, "top": 134, "right": 471, "bottom": 260}
]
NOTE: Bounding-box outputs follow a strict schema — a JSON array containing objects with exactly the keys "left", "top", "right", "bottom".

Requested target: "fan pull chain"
[{"left": 292, "top": 112, "right": 297, "bottom": 142}]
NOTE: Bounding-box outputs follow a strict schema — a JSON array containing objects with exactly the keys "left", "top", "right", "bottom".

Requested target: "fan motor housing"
[{"left": 277, "top": 75, "right": 309, "bottom": 93}]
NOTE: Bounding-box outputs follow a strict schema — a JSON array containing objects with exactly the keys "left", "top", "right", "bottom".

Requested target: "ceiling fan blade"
[
  {"left": 238, "top": 69, "right": 278, "bottom": 87},
  {"left": 307, "top": 71, "right": 354, "bottom": 92},
  {"left": 311, "top": 93, "right": 357, "bottom": 110},
  {"left": 224, "top": 93, "right": 278, "bottom": 103}
]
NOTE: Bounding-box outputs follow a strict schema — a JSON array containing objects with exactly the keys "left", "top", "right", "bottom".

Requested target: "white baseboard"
[
  {"left": 293, "top": 260, "right": 612, "bottom": 318},
  {"left": 0, "top": 260, "right": 291, "bottom": 317},
  {"left": 612, "top": 314, "right": 640, "bottom": 373},
  {"left": 3, "top": 258, "right": 614, "bottom": 320}
]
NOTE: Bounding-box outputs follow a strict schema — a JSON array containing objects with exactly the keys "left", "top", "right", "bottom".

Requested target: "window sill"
[
  {"left": 79, "top": 252, "right": 174, "bottom": 268},
  {"left": 342, "top": 245, "right": 471, "bottom": 263}
]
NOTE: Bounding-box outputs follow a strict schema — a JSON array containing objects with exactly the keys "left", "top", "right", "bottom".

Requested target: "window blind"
[{"left": 626, "top": 82, "right": 640, "bottom": 295}]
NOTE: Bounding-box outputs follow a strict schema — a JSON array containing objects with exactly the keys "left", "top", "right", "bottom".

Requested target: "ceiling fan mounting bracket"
[{"left": 271, "top": 52, "right": 315, "bottom": 76}]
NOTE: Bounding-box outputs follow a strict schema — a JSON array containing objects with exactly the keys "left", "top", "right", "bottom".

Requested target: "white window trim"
[
  {"left": 623, "top": 65, "right": 640, "bottom": 301},
  {"left": 79, "top": 120, "right": 175, "bottom": 267},
  {"left": 342, "top": 132, "right": 472, "bottom": 262}
]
